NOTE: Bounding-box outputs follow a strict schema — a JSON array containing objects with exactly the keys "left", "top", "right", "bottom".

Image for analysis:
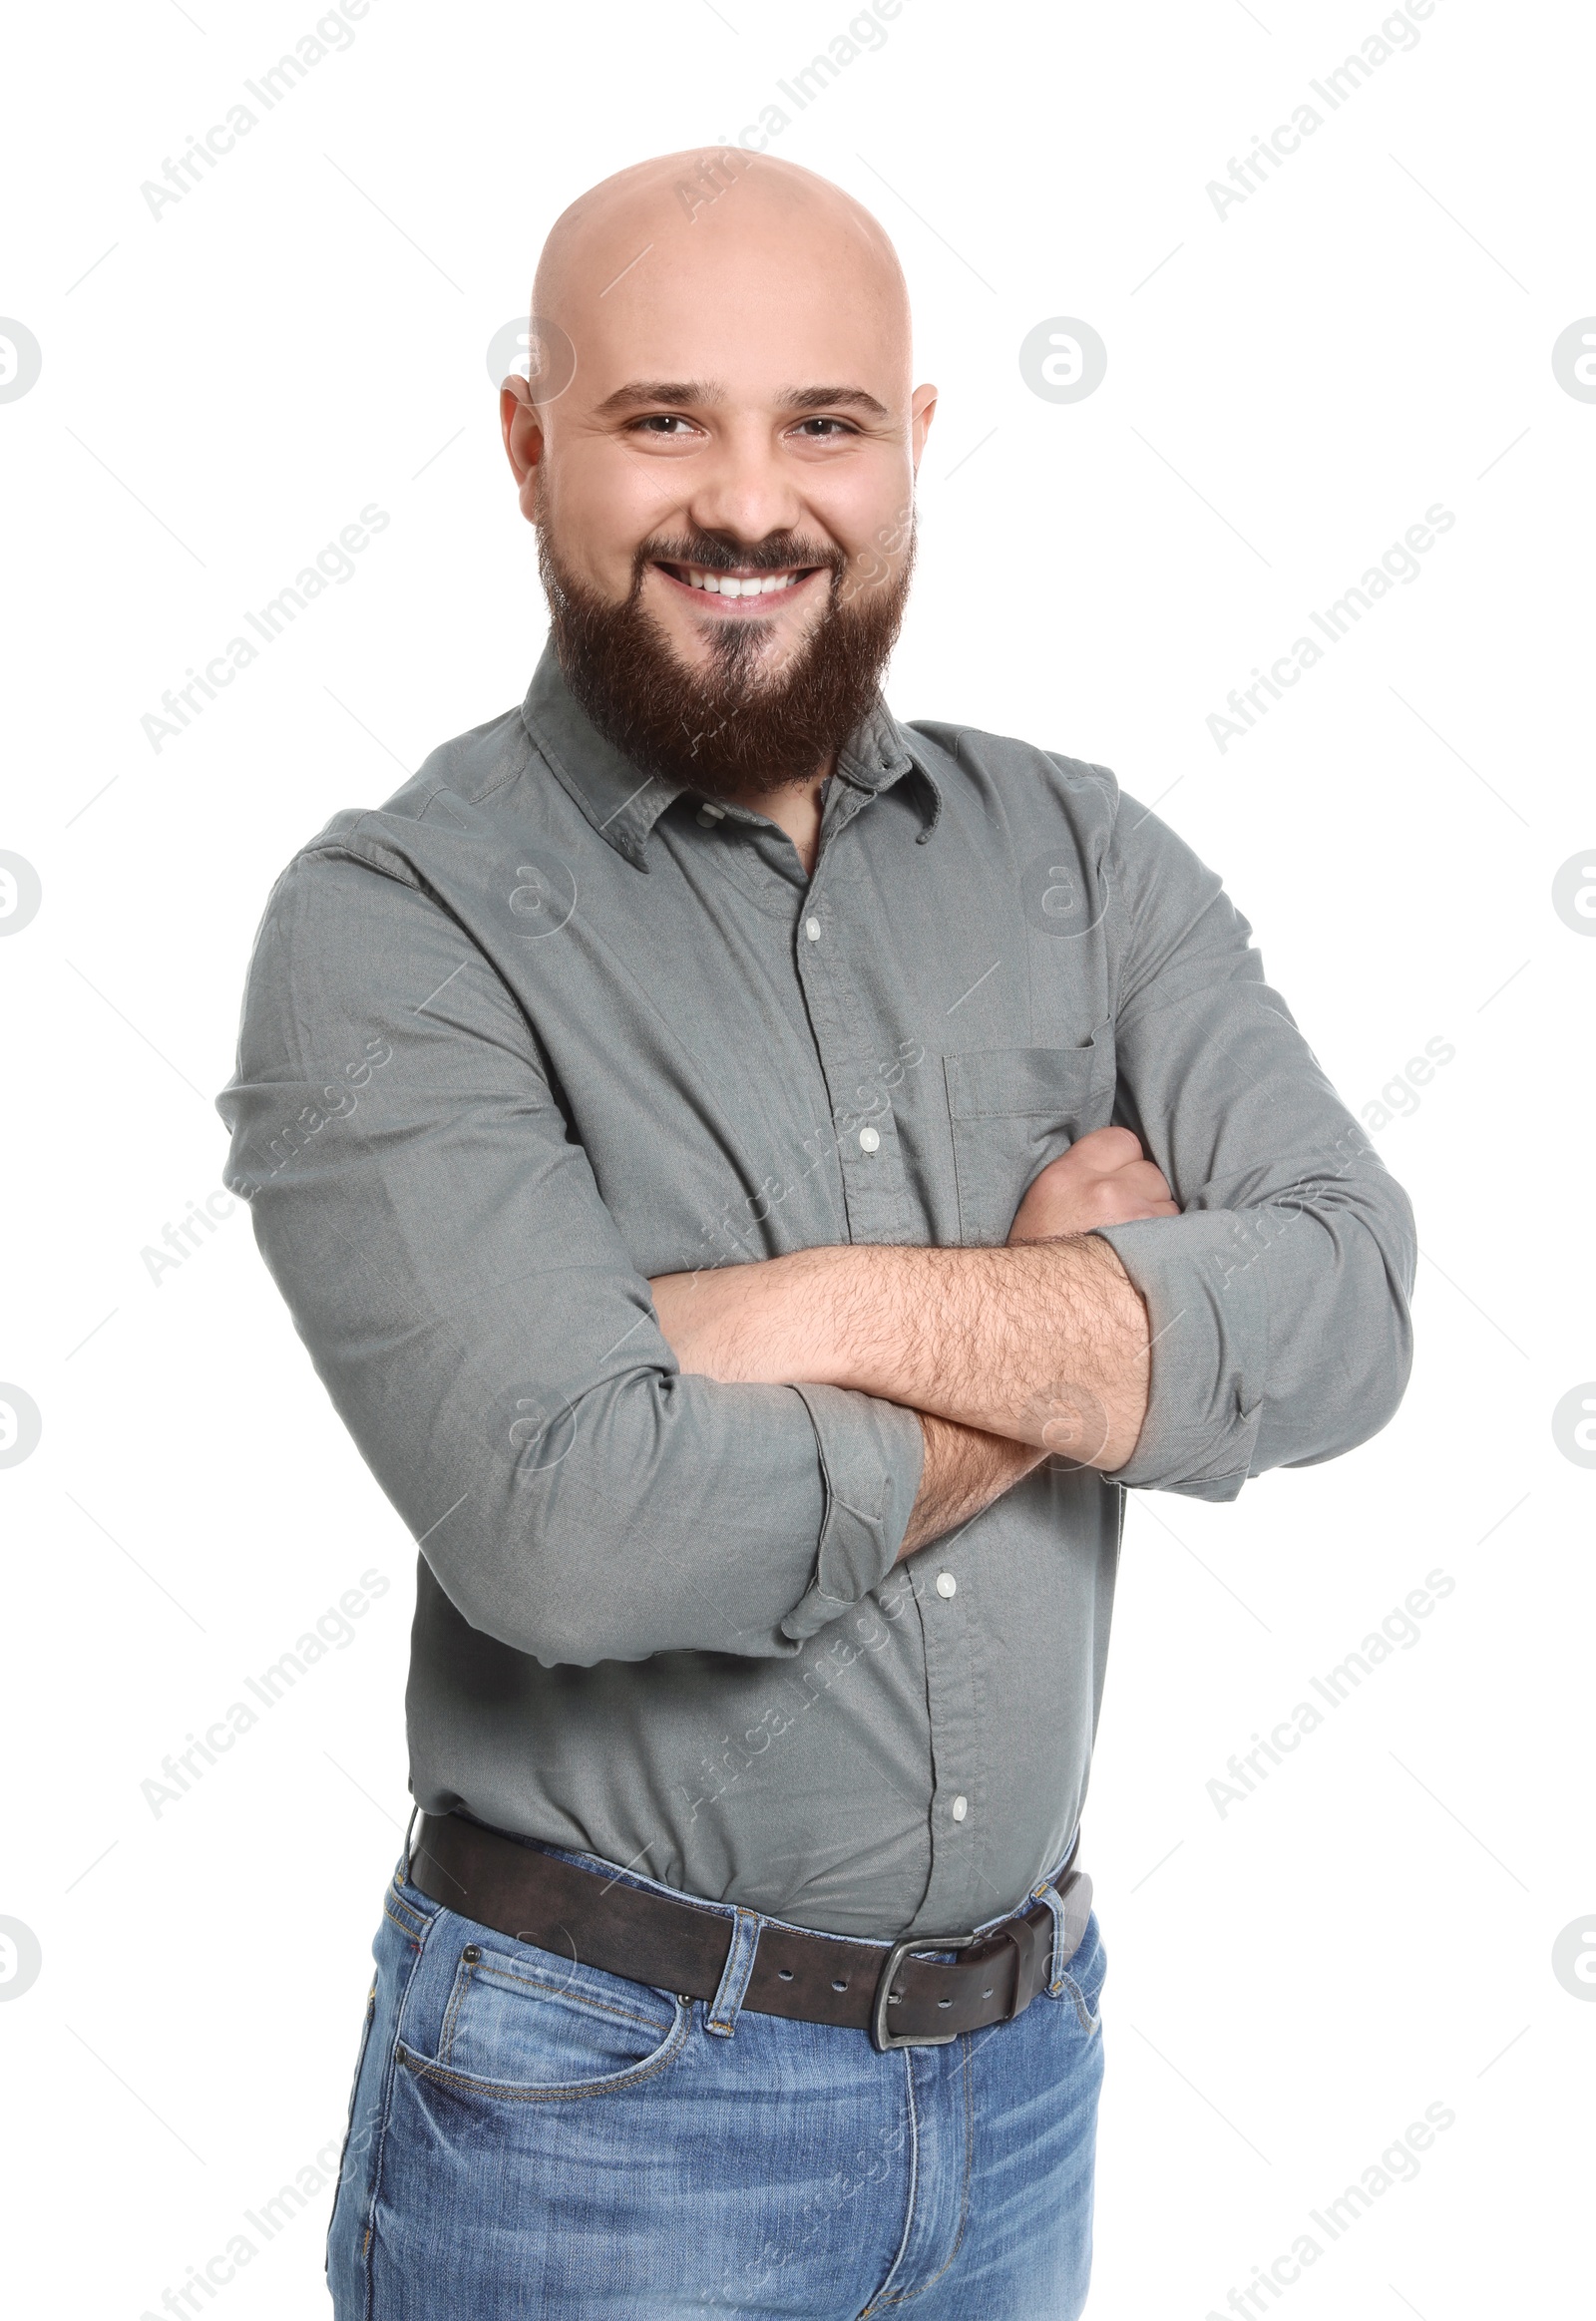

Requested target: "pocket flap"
[{"left": 944, "top": 1029, "right": 1113, "bottom": 1121}]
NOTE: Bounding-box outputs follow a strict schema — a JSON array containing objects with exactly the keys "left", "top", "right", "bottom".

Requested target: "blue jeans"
[{"left": 326, "top": 1847, "right": 1106, "bottom": 2319}]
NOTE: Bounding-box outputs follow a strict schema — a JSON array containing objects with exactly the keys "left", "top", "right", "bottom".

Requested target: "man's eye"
[
  {"left": 794, "top": 418, "right": 854, "bottom": 439},
  {"left": 631, "top": 414, "right": 696, "bottom": 436}
]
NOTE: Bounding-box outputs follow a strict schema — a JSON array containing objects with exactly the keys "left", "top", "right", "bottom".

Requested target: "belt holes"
[
  {"left": 777, "top": 1968, "right": 795, "bottom": 1982},
  {"left": 831, "top": 1977, "right": 849, "bottom": 1992},
  {"left": 938, "top": 1997, "right": 954, "bottom": 2009},
  {"left": 982, "top": 1987, "right": 994, "bottom": 1999}
]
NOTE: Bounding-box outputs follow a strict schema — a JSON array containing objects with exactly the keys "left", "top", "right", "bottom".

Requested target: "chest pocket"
[{"left": 943, "top": 1030, "right": 1117, "bottom": 1246}]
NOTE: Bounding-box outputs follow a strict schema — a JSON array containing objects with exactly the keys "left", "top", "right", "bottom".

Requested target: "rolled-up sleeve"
[
  {"left": 782, "top": 1383, "right": 921, "bottom": 1641},
  {"left": 216, "top": 843, "right": 924, "bottom": 1665},
  {"left": 1090, "top": 792, "right": 1416, "bottom": 1502}
]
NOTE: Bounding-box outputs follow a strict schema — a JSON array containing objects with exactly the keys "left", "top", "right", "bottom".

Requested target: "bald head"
[{"left": 530, "top": 151, "right": 913, "bottom": 404}]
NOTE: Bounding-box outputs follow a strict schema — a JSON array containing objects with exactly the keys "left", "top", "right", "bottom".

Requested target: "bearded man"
[{"left": 217, "top": 149, "right": 1414, "bottom": 2320}]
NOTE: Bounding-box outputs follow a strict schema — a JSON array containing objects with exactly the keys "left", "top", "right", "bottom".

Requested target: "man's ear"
[
  {"left": 910, "top": 382, "right": 938, "bottom": 477},
  {"left": 500, "top": 376, "right": 545, "bottom": 523}
]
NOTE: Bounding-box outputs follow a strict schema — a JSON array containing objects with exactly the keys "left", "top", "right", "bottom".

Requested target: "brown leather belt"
[{"left": 407, "top": 1811, "right": 1091, "bottom": 2052}]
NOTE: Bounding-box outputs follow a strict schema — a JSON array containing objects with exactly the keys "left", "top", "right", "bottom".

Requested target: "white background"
[{"left": 2, "top": 1, "right": 1592, "bottom": 2314}]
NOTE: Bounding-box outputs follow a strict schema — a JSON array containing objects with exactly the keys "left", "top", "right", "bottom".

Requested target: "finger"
[
  {"left": 1023, "top": 1130, "right": 1142, "bottom": 1197},
  {"left": 1066, "top": 1125, "right": 1144, "bottom": 1173},
  {"left": 1117, "top": 1159, "right": 1176, "bottom": 1205},
  {"left": 1082, "top": 1182, "right": 1181, "bottom": 1226}
]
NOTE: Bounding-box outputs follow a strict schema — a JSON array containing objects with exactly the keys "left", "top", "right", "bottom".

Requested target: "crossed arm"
[{"left": 650, "top": 1127, "right": 1179, "bottom": 1560}]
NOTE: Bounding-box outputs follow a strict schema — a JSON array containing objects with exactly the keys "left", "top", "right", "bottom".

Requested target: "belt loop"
[
  {"left": 1030, "top": 1880, "right": 1069, "bottom": 1997},
  {"left": 704, "top": 1907, "right": 762, "bottom": 2039}
]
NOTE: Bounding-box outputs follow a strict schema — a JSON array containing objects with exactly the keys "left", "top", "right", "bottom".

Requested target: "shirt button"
[
  {"left": 935, "top": 1572, "right": 957, "bottom": 1599},
  {"left": 858, "top": 1126, "right": 880, "bottom": 1154},
  {"left": 804, "top": 917, "right": 821, "bottom": 942},
  {"left": 952, "top": 1795, "right": 969, "bottom": 1822}
]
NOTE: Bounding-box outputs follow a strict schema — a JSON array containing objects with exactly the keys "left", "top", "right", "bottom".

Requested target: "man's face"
[{"left": 503, "top": 164, "right": 936, "bottom": 793}]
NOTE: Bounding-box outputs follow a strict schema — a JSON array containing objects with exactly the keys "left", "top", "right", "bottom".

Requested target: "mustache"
[{"left": 633, "top": 533, "right": 846, "bottom": 585}]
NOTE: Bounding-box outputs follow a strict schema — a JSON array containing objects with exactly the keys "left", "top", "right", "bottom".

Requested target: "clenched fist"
[{"left": 1007, "top": 1126, "right": 1179, "bottom": 1244}]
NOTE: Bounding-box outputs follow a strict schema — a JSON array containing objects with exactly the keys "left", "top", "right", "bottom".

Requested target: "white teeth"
[{"left": 676, "top": 566, "right": 801, "bottom": 597}]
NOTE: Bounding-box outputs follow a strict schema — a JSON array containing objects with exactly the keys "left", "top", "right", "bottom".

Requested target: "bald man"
[{"left": 219, "top": 150, "right": 1414, "bottom": 2319}]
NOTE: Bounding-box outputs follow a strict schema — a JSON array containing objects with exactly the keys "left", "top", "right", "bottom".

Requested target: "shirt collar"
[{"left": 519, "top": 638, "right": 942, "bottom": 868}]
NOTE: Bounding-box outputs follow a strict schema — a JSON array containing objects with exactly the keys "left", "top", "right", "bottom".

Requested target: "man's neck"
[{"left": 716, "top": 761, "right": 833, "bottom": 878}]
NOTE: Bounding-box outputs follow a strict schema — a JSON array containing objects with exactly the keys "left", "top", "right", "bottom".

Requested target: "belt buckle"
[{"left": 871, "top": 1931, "right": 976, "bottom": 2052}]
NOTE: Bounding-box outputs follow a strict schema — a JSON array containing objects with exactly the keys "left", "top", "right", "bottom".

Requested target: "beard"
[{"left": 536, "top": 509, "right": 915, "bottom": 799}]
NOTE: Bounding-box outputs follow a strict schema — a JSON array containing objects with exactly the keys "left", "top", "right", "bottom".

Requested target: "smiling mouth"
[{"left": 652, "top": 560, "right": 825, "bottom": 609}]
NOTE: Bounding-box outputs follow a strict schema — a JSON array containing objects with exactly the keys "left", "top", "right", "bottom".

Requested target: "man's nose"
[{"left": 682, "top": 423, "right": 807, "bottom": 552}]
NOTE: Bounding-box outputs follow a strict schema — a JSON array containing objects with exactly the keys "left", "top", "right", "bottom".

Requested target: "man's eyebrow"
[
  {"left": 591, "top": 380, "right": 726, "bottom": 417},
  {"left": 776, "top": 385, "right": 892, "bottom": 420}
]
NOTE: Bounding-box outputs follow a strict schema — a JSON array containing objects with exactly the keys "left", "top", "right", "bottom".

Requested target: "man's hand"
[{"left": 1008, "top": 1126, "right": 1178, "bottom": 1243}]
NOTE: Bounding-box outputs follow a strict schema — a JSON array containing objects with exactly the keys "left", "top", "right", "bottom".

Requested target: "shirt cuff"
[
  {"left": 779, "top": 1383, "right": 926, "bottom": 1642},
  {"left": 1092, "top": 1214, "right": 1267, "bottom": 1501}
]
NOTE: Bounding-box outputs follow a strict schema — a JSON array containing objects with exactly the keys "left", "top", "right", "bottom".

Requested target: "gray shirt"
[{"left": 216, "top": 642, "right": 1414, "bottom": 1940}]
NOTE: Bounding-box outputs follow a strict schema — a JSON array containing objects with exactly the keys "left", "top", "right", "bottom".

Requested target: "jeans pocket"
[
  {"left": 399, "top": 1935, "right": 690, "bottom": 2103},
  {"left": 1055, "top": 1917, "right": 1108, "bottom": 2035}
]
